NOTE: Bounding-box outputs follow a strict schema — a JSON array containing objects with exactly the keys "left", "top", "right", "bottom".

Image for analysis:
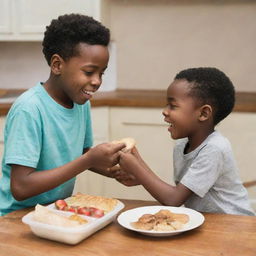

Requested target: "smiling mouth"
[
  {"left": 82, "top": 90, "right": 95, "bottom": 96},
  {"left": 164, "top": 119, "right": 173, "bottom": 127}
]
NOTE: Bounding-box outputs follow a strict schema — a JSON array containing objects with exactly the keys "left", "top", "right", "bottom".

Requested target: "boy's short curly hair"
[
  {"left": 175, "top": 67, "right": 235, "bottom": 125},
  {"left": 42, "top": 13, "right": 110, "bottom": 65}
]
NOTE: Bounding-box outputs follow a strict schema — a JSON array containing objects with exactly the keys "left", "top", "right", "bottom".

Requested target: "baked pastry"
[
  {"left": 111, "top": 137, "right": 136, "bottom": 152},
  {"left": 131, "top": 209, "right": 189, "bottom": 231},
  {"left": 131, "top": 214, "right": 156, "bottom": 230},
  {"left": 65, "top": 193, "right": 118, "bottom": 213},
  {"left": 33, "top": 204, "right": 87, "bottom": 227}
]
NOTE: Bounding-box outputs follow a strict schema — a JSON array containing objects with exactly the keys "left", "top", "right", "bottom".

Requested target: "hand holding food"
[
  {"left": 107, "top": 137, "right": 136, "bottom": 173},
  {"left": 111, "top": 137, "right": 136, "bottom": 153},
  {"left": 85, "top": 142, "right": 125, "bottom": 170}
]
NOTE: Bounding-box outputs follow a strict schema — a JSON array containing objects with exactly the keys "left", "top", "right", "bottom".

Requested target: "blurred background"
[
  {"left": 0, "top": 0, "right": 255, "bottom": 208},
  {"left": 1, "top": 0, "right": 256, "bottom": 92}
]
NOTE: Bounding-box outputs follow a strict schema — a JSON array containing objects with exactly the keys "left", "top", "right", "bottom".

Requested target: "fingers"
[
  {"left": 107, "top": 164, "right": 120, "bottom": 172},
  {"left": 111, "top": 142, "right": 126, "bottom": 152},
  {"left": 131, "top": 146, "right": 138, "bottom": 154},
  {"left": 119, "top": 150, "right": 136, "bottom": 163},
  {"left": 115, "top": 172, "right": 140, "bottom": 187}
]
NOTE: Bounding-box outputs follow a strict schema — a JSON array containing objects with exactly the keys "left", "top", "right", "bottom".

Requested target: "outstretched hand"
[
  {"left": 119, "top": 147, "right": 150, "bottom": 176},
  {"left": 108, "top": 165, "right": 140, "bottom": 186}
]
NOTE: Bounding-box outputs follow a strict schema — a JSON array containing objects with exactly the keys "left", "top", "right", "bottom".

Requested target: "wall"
[
  {"left": 0, "top": 42, "right": 49, "bottom": 88},
  {"left": 103, "top": 0, "right": 256, "bottom": 92},
  {"left": 1, "top": 1, "right": 256, "bottom": 92},
  {"left": 0, "top": 41, "right": 117, "bottom": 91}
]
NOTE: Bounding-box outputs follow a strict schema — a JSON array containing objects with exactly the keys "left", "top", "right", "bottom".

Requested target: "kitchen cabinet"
[{"left": 0, "top": 0, "right": 100, "bottom": 41}]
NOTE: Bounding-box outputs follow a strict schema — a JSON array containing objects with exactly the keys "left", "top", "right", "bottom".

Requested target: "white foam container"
[{"left": 22, "top": 199, "right": 125, "bottom": 244}]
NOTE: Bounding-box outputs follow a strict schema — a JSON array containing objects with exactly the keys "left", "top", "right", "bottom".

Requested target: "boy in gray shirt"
[{"left": 119, "top": 67, "right": 255, "bottom": 216}]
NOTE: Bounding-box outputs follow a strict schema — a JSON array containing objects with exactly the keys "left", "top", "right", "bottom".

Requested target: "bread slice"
[
  {"left": 65, "top": 193, "right": 118, "bottom": 213},
  {"left": 33, "top": 204, "right": 86, "bottom": 227}
]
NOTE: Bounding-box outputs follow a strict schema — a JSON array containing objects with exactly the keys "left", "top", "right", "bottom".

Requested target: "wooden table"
[{"left": 0, "top": 199, "right": 255, "bottom": 256}]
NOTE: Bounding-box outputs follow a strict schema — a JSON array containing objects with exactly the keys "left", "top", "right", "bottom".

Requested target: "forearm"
[
  {"left": 89, "top": 167, "right": 113, "bottom": 178},
  {"left": 11, "top": 154, "right": 91, "bottom": 201},
  {"left": 132, "top": 165, "right": 190, "bottom": 206}
]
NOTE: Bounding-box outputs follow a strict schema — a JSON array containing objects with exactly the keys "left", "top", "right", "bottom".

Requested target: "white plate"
[
  {"left": 117, "top": 206, "right": 204, "bottom": 237},
  {"left": 22, "top": 199, "right": 124, "bottom": 244}
]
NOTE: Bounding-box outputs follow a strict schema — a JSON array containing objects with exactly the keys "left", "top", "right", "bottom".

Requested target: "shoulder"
[
  {"left": 205, "top": 131, "right": 232, "bottom": 153},
  {"left": 196, "top": 131, "right": 233, "bottom": 163},
  {"left": 11, "top": 84, "right": 42, "bottom": 110},
  {"left": 7, "top": 84, "right": 43, "bottom": 120}
]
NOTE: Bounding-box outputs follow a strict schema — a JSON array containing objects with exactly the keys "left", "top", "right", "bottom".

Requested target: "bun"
[
  {"left": 65, "top": 193, "right": 118, "bottom": 213},
  {"left": 111, "top": 137, "right": 136, "bottom": 152},
  {"left": 33, "top": 204, "right": 87, "bottom": 227}
]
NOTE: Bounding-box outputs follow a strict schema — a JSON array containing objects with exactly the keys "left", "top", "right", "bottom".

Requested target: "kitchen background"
[{"left": 0, "top": 0, "right": 255, "bottom": 208}]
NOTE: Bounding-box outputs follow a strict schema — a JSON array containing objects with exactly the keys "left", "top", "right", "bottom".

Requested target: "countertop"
[
  {"left": 0, "top": 89, "right": 256, "bottom": 116},
  {"left": 1, "top": 199, "right": 256, "bottom": 256}
]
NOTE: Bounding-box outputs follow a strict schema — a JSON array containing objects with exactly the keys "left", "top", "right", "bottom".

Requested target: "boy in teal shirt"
[{"left": 0, "top": 14, "right": 135, "bottom": 216}]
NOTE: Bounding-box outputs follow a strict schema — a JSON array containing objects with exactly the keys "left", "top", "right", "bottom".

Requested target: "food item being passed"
[
  {"left": 33, "top": 204, "right": 88, "bottom": 227},
  {"left": 131, "top": 209, "right": 189, "bottom": 231},
  {"left": 55, "top": 193, "right": 118, "bottom": 218},
  {"left": 111, "top": 137, "right": 136, "bottom": 153},
  {"left": 108, "top": 137, "right": 136, "bottom": 172}
]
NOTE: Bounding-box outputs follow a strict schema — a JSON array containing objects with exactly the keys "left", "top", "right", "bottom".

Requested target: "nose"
[
  {"left": 162, "top": 106, "right": 168, "bottom": 117},
  {"left": 91, "top": 74, "right": 102, "bottom": 87}
]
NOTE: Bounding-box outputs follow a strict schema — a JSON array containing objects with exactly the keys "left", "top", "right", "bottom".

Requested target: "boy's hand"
[
  {"left": 107, "top": 165, "right": 140, "bottom": 186},
  {"left": 85, "top": 142, "right": 125, "bottom": 170},
  {"left": 114, "top": 170, "right": 140, "bottom": 186},
  {"left": 119, "top": 147, "right": 150, "bottom": 176}
]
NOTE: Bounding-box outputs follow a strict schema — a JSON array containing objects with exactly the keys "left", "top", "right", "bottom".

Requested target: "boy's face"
[
  {"left": 162, "top": 79, "right": 202, "bottom": 140},
  {"left": 54, "top": 43, "right": 109, "bottom": 106}
]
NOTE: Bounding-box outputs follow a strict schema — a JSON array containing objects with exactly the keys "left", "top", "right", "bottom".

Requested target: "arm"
[
  {"left": 119, "top": 148, "right": 193, "bottom": 206},
  {"left": 11, "top": 143, "right": 125, "bottom": 201}
]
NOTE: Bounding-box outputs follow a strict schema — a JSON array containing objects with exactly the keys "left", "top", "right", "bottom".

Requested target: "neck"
[
  {"left": 43, "top": 77, "right": 73, "bottom": 108},
  {"left": 185, "top": 127, "right": 215, "bottom": 154}
]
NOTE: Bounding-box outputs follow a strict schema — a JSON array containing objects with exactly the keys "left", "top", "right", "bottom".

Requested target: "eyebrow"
[
  {"left": 82, "top": 64, "right": 98, "bottom": 68},
  {"left": 167, "top": 97, "right": 176, "bottom": 102},
  {"left": 82, "top": 65, "right": 108, "bottom": 70}
]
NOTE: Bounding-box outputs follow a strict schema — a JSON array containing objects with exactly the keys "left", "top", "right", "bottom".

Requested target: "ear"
[
  {"left": 198, "top": 104, "right": 212, "bottom": 122},
  {"left": 50, "top": 54, "right": 64, "bottom": 75}
]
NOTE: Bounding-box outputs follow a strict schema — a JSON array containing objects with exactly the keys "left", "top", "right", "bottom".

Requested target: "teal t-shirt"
[{"left": 0, "top": 83, "right": 93, "bottom": 216}]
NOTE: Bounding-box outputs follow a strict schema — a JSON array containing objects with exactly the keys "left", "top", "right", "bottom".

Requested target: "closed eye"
[
  {"left": 166, "top": 102, "right": 178, "bottom": 110},
  {"left": 84, "top": 71, "right": 94, "bottom": 76}
]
